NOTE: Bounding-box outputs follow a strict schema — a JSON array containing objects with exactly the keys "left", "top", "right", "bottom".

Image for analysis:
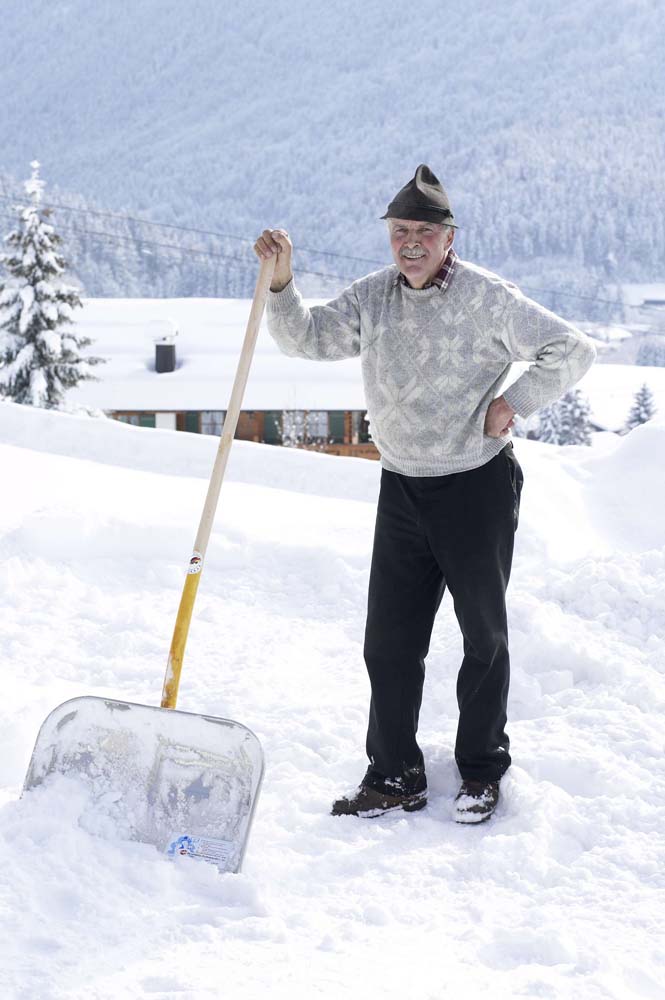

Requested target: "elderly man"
[{"left": 254, "top": 165, "right": 596, "bottom": 824}]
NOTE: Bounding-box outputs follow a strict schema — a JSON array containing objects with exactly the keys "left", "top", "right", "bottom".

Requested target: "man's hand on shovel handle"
[{"left": 254, "top": 229, "right": 293, "bottom": 292}]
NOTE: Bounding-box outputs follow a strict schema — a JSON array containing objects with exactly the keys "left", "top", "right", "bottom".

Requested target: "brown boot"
[
  {"left": 453, "top": 779, "right": 500, "bottom": 824},
  {"left": 332, "top": 783, "right": 427, "bottom": 818}
]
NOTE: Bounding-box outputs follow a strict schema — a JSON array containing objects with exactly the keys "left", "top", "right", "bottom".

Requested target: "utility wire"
[
  {"left": 0, "top": 195, "right": 639, "bottom": 307},
  {"left": 0, "top": 211, "right": 357, "bottom": 283},
  {"left": 0, "top": 191, "right": 386, "bottom": 267}
]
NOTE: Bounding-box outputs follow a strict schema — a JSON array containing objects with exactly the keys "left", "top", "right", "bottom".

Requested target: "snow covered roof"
[
  {"left": 67, "top": 297, "right": 665, "bottom": 431},
  {"left": 69, "top": 298, "right": 366, "bottom": 411},
  {"left": 580, "top": 324, "right": 632, "bottom": 343},
  {"left": 617, "top": 283, "right": 665, "bottom": 307}
]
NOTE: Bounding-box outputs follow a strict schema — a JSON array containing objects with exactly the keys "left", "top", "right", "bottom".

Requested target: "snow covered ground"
[{"left": 0, "top": 401, "right": 663, "bottom": 1000}]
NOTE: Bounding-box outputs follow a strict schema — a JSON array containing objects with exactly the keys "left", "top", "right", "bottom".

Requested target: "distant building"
[
  {"left": 612, "top": 284, "right": 665, "bottom": 325},
  {"left": 68, "top": 297, "right": 665, "bottom": 448},
  {"left": 112, "top": 405, "right": 378, "bottom": 459},
  {"left": 71, "top": 298, "right": 380, "bottom": 459}
]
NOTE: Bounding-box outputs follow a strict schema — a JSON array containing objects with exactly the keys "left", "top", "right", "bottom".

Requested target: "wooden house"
[{"left": 69, "top": 297, "right": 380, "bottom": 460}]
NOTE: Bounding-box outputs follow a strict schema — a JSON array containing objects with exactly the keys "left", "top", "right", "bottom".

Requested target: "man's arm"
[
  {"left": 497, "top": 283, "right": 597, "bottom": 419},
  {"left": 254, "top": 228, "right": 361, "bottom": 362}
]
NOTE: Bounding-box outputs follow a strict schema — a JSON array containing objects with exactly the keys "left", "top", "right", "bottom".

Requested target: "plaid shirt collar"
[{"left": 393, "top": 247, "right": 458, "bottom": 292}]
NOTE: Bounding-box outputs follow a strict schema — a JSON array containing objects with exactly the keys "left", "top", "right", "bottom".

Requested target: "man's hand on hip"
[
  {"left": 484, "top": 396, "right": 516, "bottom": 438},
  {"left": 254, "top": 229, "right": 293, "bottom": 292}
]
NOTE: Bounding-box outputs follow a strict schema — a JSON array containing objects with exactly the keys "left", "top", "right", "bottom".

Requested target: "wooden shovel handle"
[{"left": 161, "top": 255, "right": 277, "bottom": 709}]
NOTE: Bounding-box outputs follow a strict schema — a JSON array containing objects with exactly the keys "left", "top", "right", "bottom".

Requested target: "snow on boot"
[
  {"left": 332, "top": 782, "right": 427, "bottom": 818},
  {"left": 453, "top": 779, "right": 500, "bottom": 824}
]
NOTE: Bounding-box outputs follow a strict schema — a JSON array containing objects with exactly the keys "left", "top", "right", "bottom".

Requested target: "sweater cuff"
[
  {"left": 502, "top": 380, "right": 541, "bottom": 419},
  {"left": 267, "top": 278, "right": 299, "bottom": 312}
]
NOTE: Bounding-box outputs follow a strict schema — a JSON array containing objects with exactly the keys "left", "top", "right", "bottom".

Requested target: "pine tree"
[
  {"left": 536, "top": 390, "right": 593, "bottom": 445},
  {"left": 625, "top": 383, "right": 656, "bottom": 431},
  {"left": 636, "top": 338, "right": 665, "bottom": 367},
  {"left": 0, "top": 161, "right": 103, "bottom": 407},
  {"left": 510, "top": 413, "right": 529, "bottom": 439},
  {"left": 537, "top": 403, "right": 563, "bottom": 444},
  {"left": 558, "top": 389, "right": 593, "bottom": 445}
]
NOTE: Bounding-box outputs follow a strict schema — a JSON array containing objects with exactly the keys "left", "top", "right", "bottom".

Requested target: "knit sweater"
[{"left": 266, "top": 258, "right": 597, "bottom": 476}]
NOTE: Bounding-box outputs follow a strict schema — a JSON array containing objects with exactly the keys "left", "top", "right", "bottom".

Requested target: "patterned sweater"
[{"left": 266, "top": 258, "right": 597, "bottom": 476}]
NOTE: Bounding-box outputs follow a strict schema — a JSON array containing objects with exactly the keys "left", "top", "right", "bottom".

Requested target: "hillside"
[
  {"left": 0, "top": 402, "right": 663, "bottom": 999},
  {"left": 1, "top": 0, "right": 664, "bottom": 309}
]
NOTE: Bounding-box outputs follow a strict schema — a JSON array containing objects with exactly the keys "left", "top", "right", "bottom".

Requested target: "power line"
[
  {"left": 0, "top": 191, "right": 386, "bottom": 267},
  {"left": 0, "top": 195, "right": 640, "bottom": 307},
  {"left": 0, "top": 211, "right": 357, "bottom": 284}
]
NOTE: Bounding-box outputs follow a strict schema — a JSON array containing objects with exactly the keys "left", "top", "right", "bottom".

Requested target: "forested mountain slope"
[{"left": 0, "top": 0, "right": 663, "bottom": 311}]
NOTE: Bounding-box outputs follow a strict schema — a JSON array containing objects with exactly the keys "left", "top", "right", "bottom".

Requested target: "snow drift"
[{"left": 0, "top": 401, "right": 663, "bottom": 1000}]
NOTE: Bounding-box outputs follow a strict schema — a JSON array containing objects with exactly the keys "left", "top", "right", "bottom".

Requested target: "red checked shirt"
[{"left": 396, "top": 247, "right": 458, "bottom": 291}]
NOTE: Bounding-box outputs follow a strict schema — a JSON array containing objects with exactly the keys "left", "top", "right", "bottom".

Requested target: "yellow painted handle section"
[
  {"left": 161, "top": 567, "right": 202, "bottom": 709},
  {"left": 160, "top": 255, "right": 276, "bottom": 711}
]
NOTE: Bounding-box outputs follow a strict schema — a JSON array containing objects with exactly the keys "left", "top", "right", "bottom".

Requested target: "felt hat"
[{"left": 381, "top": 164, "right": 458, "bottom": 227}]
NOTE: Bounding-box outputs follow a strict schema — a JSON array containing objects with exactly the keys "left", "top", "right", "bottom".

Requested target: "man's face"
[{"left": 388, "top": 218, "right": 454, "bottom": 289}]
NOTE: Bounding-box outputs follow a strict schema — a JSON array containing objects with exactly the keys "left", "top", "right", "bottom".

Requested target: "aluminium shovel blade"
[{"left": 23, "top": 696, "right": 264, "bottom": 873}]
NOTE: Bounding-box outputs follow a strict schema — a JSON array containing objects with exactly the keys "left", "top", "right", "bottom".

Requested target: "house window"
[
  {"left": 306, "top": 411, "right": 328, "bottom": 441},
  {"left": 115, "top": 413, "right": 155, "bottom": 427},
  {"left": 281, "top": 410, "right": 307, "bottom": 446},
  {"left": 201, "top": 411, "right": 225, "bottom": 436}
]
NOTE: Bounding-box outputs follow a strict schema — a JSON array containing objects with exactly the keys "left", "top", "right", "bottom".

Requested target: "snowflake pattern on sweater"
[{"left": 266, "top": 258, "right": 597, "bottom": 476}]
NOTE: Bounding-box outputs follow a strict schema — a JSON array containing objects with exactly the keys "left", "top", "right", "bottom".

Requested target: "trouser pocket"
[{"left": 503, "top": 443, "right": 524, "bottom": 531}]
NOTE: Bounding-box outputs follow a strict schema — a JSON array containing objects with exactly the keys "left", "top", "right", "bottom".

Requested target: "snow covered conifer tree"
[
  {"left": 625, "top": 383, "right": 656, "bottom": 431},
  {"left": 558, "top": 389, "right": 593, "bottom": 445},
  {"left": 636, "top": 339, "right": 665, "bottom": 367},
  {"left": 0, "top": 161, "right": 103, "bottom": 407},
  {"left": 537, "top": 403, "right": 563, "bottom": 444},
  {"left": 536, "top": 390, "right": 593, "bottom": 446},
  {"left": 510, "top": 413, "right": 529, "bottom": 439}
]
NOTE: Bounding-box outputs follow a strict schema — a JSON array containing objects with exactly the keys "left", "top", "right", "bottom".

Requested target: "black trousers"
[{"left": 363, "top": 442, "right": 524, "bottom": 789}]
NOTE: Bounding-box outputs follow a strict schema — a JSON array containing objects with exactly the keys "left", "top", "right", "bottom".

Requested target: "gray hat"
[{"left": 381, "top": 164, "right": 458, "bottom": 227}]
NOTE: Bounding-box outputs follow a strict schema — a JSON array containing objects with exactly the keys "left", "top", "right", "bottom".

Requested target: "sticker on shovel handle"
[
  {"left": 188, "top": 551, "right": 203, "bottom": 574},
  {"left": 167, "top": 833, "right": 235, "bottom": 870}
]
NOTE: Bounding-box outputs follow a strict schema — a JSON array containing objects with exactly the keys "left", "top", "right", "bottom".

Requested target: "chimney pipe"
[{"left": 149, "top": 318, "right": 178, "bottom": 373}]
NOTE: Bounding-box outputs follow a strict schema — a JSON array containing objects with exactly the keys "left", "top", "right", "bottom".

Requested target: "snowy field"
[{"left": 0, "top": 401, "right": 663, "bottom": 1000}]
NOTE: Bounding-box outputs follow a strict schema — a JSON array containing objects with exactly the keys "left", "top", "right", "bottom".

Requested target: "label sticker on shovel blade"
[{"left": 167, "top": 833, "right": 235, "bottom": 870}]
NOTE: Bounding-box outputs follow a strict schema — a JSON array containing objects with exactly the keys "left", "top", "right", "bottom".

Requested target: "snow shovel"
[{"left": 23, "top": 255, "right": 277, "bottom": 874}]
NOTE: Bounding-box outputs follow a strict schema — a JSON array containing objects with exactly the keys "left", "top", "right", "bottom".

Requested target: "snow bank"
[
  {"left": 0, "top": 404, "right": 663, "bottom": 1000},
  {"left": 0, "top": 398, "right": 381, "bottom": 502},
  {"left": 580, "top": 413, "right": 665, "bottom": 550}
]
